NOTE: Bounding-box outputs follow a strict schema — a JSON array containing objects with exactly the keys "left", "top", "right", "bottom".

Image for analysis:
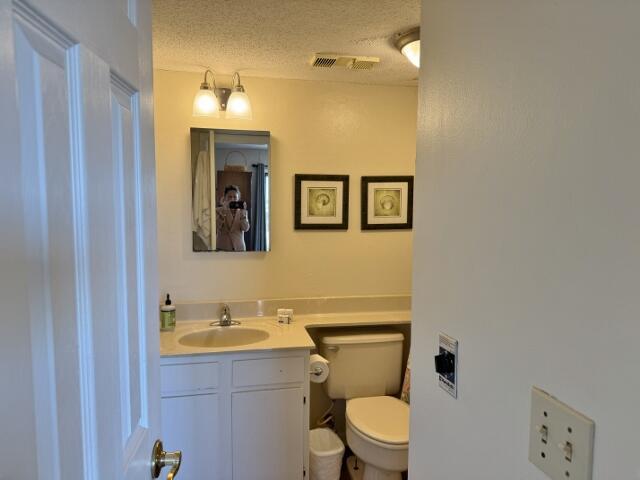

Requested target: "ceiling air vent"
[
  {"left": 310, "top": 54, "right": 380, "bottom": 70},
  {"left": 348, "top": 56, "right": 380, "bottom": 70},
  {"left": 311, "top": 54, "right": 339, "bottom": 68}
]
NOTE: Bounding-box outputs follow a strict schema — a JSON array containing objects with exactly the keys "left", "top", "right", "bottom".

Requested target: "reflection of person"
[{"left": 216, "top": 185, "right": 250, "bottom": 251}]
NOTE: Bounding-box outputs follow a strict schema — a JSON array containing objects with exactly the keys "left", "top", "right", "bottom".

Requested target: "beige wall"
[
  {"left": 154, "top": 70, "right": 417, "bottom": 301},
  {"left": 411, "top": 1, "right": 640, "bottom": 478}
]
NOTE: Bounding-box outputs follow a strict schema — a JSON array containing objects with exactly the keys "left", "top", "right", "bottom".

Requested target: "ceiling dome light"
[
  {"left": 193, "top": 70, "right": 220, "bottom": 117},
  {"left": 226, "top": 72, "right": 253, "bottom": 120},
  {"left": 395, "top": 27, "right": 420, "bottom": 68}
]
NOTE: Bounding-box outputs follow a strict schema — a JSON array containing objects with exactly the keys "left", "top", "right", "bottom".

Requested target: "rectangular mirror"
[{"left": 190, "top": 128, "right": 270, "bottom": 252}]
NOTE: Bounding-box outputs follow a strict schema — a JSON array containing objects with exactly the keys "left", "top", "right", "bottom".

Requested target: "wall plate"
[
  {"left": 437, "top": 333, "right": 458, "bottom": 398},
  {"left": 529, "top": 387, "right": 595, "bottom": 480}
]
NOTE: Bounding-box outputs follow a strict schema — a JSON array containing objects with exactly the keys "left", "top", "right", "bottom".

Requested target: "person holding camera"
[{"left": 216, "top": 184, "right": 250, "bottom": 251}]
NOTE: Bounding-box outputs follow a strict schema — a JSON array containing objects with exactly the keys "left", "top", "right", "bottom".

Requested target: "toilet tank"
[{"left": 319, "top": 331, "right": 404, "bottom": 400}]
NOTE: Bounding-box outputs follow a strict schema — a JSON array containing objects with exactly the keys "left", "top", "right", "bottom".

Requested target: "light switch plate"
[
  {"left": 438, "top": 333, "right": 458, "bottom": 398},
  {"left": 529, "top": 387, "right": 595, "bottom": 480}
]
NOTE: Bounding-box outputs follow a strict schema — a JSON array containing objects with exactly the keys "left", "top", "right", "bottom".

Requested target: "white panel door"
[{"left": 0, "top": 0, "right": 160, "bottom": 479}]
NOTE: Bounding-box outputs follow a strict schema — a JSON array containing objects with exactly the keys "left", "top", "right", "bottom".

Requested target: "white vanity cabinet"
[{"left": 160, "top": 349, "right": 310, "bottom": 480}]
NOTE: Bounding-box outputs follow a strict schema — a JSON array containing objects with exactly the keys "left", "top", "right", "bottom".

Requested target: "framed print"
[
  {"left": 294, "top": 174, "right": 349, "bottom": 229},
  {"left": 361, "top": 176, "right": 414, "bottom": 230}
]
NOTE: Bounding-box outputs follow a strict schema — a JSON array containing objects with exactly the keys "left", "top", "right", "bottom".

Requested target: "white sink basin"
[{"left": 178, "top": 327, "right": 270, "bottom": 348}]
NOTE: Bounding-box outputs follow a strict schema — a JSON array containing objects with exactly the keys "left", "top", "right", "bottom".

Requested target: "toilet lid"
[{"left": 346, "top": 396, "right": 409, "bottom": 445}]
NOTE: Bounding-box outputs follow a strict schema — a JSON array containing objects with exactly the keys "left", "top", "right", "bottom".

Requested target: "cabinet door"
[
  {"left": 162, "top": 393, "right": 222, "bottom": 479},
  {"left": 232, "top": 387, "right": 304, "bottom": 480}
]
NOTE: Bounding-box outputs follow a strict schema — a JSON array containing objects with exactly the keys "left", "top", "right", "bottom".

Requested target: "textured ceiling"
[{"left": 152, "top": 0, "right": 420, "bottom": 86}]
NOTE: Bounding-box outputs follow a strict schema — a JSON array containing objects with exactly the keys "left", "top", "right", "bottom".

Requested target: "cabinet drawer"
[
  {"left": 161, "top": 361, "right": 219, "bottom": 394},
  {"left": 233, "top": 356, "right": 305, "bottom": 387}
]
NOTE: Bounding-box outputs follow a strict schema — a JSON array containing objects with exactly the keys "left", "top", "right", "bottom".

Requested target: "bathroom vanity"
[
  {"left": 161, "top": 349, "right": 310, "bottom": 479},
  {"left": 159, "top": 308, "right": 410, "bottom": 480}
]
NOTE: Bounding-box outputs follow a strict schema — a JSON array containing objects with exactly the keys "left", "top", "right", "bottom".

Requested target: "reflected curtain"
[{"left": 251, "top": 163, "right": 267, "bottom": 251}]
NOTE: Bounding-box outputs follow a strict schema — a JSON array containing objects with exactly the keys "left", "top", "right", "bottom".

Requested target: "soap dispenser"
[{"left": 160, "top": 294, "right": 176, "bottom": 331}]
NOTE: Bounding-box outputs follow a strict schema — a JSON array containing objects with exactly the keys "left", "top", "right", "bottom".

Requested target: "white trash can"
[{"left": 309, "top": 428, "right": 345, "bottom": 480}]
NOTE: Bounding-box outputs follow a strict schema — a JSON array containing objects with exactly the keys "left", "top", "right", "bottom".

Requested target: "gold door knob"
[{"left": 151, "top": 439, "right": 182, "bottom": 480}]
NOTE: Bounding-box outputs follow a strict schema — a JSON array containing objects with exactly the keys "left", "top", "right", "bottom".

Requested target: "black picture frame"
[
  {"left": 361, "top": 176, "right": 414, "bottom": 230},
  {"left": 294, "top": 174, "right": 349, "bottom": 230}
]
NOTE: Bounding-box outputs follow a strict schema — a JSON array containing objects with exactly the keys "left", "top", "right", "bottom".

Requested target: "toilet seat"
[{"left": 346, "top": 396, "right": 409, "bottom": 447}]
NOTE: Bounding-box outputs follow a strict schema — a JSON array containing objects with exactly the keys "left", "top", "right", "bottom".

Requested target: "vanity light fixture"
[
  {"left": 192, "top": 70, "right": 253, "bottom": 119},
  {"left": 193, "top": 69, "right": 220, "bottom": 117},
  {"left": 395, "top": 27, "right": 420, "bottom": 68}
]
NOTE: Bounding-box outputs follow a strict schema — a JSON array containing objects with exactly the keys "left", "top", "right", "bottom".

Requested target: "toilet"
[{"left": 319, "top": 331, "right": 409, "bottom": 480}]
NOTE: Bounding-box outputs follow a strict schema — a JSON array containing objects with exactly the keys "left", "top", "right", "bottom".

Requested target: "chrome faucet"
[
  {"left": 219, "top": 304, "right": 232, "bottom": 326},
  {"left": 210, "top": 303, "right": 240, "bottom": 327}
]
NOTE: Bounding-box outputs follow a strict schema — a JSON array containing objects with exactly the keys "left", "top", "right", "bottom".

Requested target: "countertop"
[{"left": 160, "top": 310, "right": 411, "bottom": 357}]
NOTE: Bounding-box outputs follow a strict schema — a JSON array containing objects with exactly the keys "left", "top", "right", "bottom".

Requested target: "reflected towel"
[{"left": 192, "top": 150, "right": 211, "bottom": 248}]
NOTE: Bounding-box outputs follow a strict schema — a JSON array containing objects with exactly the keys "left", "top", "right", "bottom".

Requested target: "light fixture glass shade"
[
  {"left": 226, "top": 90, "right": 253, "bottom": 120},
  {"left": 401, "top": 40, "right": 420, "bottom": 68},
  {"left": 395, "top": 27, "right": 420, "bottom": 68},
  {"left": 193, "top": 87, "right": 220, "bottom": 117}
]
